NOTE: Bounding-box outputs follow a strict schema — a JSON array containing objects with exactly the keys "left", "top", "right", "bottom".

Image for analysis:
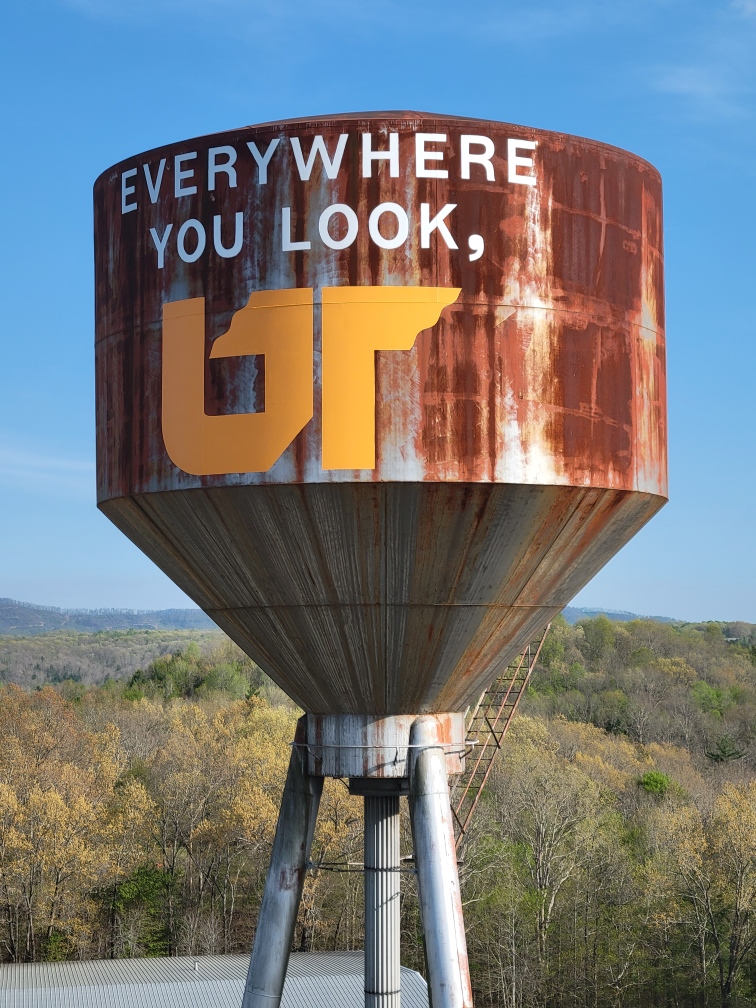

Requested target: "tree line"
[{"left": 1, "top": 617, "right": 756, "bottom": 1007}]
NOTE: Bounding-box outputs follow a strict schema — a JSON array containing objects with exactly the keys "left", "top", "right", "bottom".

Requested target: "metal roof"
[{"left": 0, "top": 950, "right": 429, "bottom": 1008}]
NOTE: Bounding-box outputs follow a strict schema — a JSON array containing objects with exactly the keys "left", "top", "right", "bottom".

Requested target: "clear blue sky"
[{"left": 1, "top": 0, "right": 754, "bottom": 620}]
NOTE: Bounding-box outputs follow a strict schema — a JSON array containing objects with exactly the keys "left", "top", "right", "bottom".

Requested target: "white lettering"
[
  {"left": 291, "top": 135, "right": 349, "bottom": 181},
  {"left": 174, "top": 152, "right": 198, "bottom": 197},
  {"left": 143, "top": 159, "right": 166, "bottom": 203},
  {"left": 177, "top": 219, "right": 206, "bottom": 262},
  {"left": 361, "top": 133, "right": 399, "bottom": 177},
  {"left": 468, "top": 234, "right": 484, "bottom": 261},
  {"left": 208, "top": 146, "right": 237, "bottom": 190},
  {"left": 368, "top": 202, "right": 409, "bottom": 249},
  {"left": 507, "top": 139, "right": 537, "bottom": 186},
  {"left": 281, "top": 207, "right": 311, "bottom": 251},
  {"left": 247, "top": 139, "right": 280, "bottom": 184},
  {"left": 213, "top": 212, "right": 244, "bottom": 258},
  {"left": 121, "top": 168, "right": 137, "bottom": 213},
  {"left": 416, "top": 133, "right": 448, "bottom": 179},
  {"left": 460, "top": 135, "right": 495, "bottom": 181},
  {"left": 420, "top": 203, "right": 458, "bottom": 249},
  {"left": 149, "top": 224, "right": 173, "bottom": 268},
  {"left": 319, "top": 204, "right": 358, "bottom": 250}
]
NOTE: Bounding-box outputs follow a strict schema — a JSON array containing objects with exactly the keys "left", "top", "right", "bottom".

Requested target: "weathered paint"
[
  {"left": 94, "top": 111, "right": 667, "bottom": 715},
  {"left": 306, "top": 712, "right": 466, "bottom": 778},
  {"left": 409, "top": 716, "right": 473, "bottom": 1008},
  {"left": 243, "top": 718, "right": 323, "bottom": 1008}
]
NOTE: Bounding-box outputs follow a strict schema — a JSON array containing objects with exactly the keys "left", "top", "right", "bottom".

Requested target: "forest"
[{"left": 2, "top": 615, "right": 756, "bottom": 1007}]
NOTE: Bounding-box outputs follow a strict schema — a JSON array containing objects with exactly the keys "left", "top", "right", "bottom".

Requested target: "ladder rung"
[{"left": 454, "top": 624, "right": 551, "bottom": 844}]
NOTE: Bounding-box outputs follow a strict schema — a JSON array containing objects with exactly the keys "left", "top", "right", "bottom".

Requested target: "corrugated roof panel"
[{"left": 0, "top": 951, "right": 429, "bottom": 1008}]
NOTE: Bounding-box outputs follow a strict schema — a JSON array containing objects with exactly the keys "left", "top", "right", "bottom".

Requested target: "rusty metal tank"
[{"left": 94, "top": 111, "right": 667, "bottom": 715}]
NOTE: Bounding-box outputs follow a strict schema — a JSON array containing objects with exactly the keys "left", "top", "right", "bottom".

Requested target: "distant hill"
[
  {"left": 0, "top": 628, "right": 227, "bottom": 689},
  {"left": 1, "top": 597, "right": 682, "bottom": 636},
  {"left": 0, "top": 598, "right": 217, "bottom": 635},
  {"left": 0, "top": 598, "right": 749, "bottom": 692},
  {"left": 562, "top": 605, "right": 679, "bottom": 625}
]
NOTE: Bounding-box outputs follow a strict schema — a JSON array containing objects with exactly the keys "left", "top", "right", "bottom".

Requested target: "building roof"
[{"left": 0, "top": 950, "right": 429, "bottom": 1008}]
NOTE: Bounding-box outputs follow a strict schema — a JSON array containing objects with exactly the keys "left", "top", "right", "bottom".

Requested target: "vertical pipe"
[
  {"left": 364, "top": 794, "right": 401, "bottom": 1008},
  {"left": 408, "top": 716, "right": 473, "bottom": 1008},
  {"left": 243, "top": 717, "right": 323, "bottom": 1008}
]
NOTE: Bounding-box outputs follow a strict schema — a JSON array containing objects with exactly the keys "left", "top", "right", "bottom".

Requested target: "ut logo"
[{"left": 162, "top": 286, "right": 461, "bottom": 475}]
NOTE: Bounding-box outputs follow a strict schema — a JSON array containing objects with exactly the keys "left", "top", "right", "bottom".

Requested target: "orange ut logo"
[{"left": 162, "top": 286, "right": 461, "bottom": 475}]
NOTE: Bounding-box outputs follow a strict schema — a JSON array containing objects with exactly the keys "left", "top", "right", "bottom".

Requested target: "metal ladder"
[{"left": 451, "top": 624, "right": 550, "bottom": 848}]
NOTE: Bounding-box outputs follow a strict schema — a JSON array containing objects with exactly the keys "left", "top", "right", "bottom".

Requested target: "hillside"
[
  {"left": 2, "top": 608, "right": 754, "bottom": 716},
  {"left": 0, "top": 628, "right": 226, "bottom": 689},
  {"left": 0, "top": 595, "right": 688, "bottom": 693},
  {"left": 3, "top": 615, "right": 756, "bottom": 1006},
  {"left": 561, "top": 605, "right": 679, "bottom": 624},
  {"left": 0, "top": 597, "right": 684, "bottom": 637},
  {"left": 0, "top": 598, "right": 217, "bottom": 635},
  {"left": 527, "top": 613, "right": 756, "bottom": 761}
]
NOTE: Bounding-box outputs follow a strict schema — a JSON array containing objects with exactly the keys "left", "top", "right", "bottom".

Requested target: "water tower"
[{"left": 94, "top": 112, "right": 666, "bottom": 1008}]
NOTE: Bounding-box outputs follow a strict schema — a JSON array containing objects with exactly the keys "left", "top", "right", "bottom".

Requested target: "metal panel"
[
  {"left": 95, "top": 113, "right": 665, "bottom": 499},
  {"left": 306, "top": 713, "right": 465, "bottom": 777},
  {"left": 0, "top": 953, "right": 429, "bottom": 1008},
  {"left": 101, "top": 482, "right": 658, "bottom": 713}
]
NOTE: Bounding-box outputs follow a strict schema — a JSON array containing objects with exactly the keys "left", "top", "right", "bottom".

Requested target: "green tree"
[{"left": 578, "top": 616, "right": 616, "bottom": 668}]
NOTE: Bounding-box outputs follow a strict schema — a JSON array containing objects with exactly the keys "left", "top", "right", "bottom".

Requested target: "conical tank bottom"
[{"left": 102, "top": 481, "right": 662, "bottom": 713}]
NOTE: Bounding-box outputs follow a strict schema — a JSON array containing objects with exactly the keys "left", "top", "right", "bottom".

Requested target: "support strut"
[
  {"left": 242, "top": 717, "right": 323, "bottom": 1008},
  {"left": 408, "top": 716, "right": 473, "bottom": 1008},
  {"left": 244, "top": 712, "right": 473, "bottom": 1008},
  {"left": 364, "top": 794, "right": 401, "bottom": 1008}
]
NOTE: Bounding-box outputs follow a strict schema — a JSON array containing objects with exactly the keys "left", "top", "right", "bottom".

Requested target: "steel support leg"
[
  {"left": 243, "top": 717, "right": 323, "bottom": 1008},
  {"left": 408, "top": 716, "right": 473, "bottom": 1008},
  {"left": 364, "top": 794, "right": 401, "bottom": 1008}
]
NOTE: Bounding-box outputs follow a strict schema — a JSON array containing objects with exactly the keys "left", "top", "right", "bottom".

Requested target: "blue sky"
[{"left": 1, "top": 0, "right": 754, "bottom": 620}]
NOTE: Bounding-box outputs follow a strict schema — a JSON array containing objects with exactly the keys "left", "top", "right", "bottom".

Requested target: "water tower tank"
[
  {"left": 95, "top": 112, "right": 666, "bottom": 716},
  {"left": 94, "top": 112, "right": 666, "bottom": 1008}
]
